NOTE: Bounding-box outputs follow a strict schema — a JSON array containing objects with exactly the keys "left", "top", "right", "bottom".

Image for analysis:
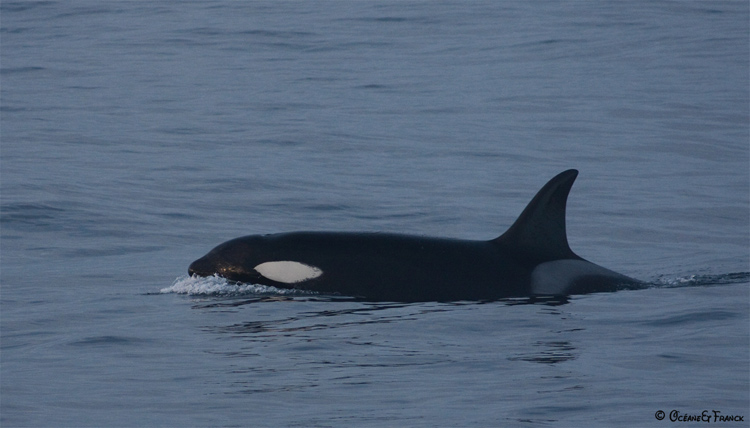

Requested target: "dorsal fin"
[{"left": 493, "top": 169, "right": 580, "bottom": 262}]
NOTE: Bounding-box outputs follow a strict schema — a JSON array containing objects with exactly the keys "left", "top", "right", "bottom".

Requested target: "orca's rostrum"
[{"left": 188, "top": 170, "right": 642, "bottom": 302}]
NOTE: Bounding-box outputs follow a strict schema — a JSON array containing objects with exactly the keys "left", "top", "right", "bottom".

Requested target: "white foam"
[
  {"left": 654, "top": 274, "right": 698, "bottom": 287},
  {"left": 161, "top": 275, "right": 316, "bottom": 296}
]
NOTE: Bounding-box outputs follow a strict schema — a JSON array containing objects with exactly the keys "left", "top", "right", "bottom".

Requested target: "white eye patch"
[{"left": 253, "top": 261, "right": 323, "bottom": 284}]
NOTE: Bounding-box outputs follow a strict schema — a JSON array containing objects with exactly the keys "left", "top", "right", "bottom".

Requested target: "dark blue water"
[{"left": 2, "top": 1, "right": 748, "bottom": 427}]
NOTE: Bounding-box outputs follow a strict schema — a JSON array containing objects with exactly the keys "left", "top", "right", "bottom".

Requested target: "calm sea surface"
[{"left": 1, "top": 1, "right": 748, "bottom": 427}]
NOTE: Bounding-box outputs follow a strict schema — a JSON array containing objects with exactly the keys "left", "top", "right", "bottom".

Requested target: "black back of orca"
[{"left": 188, "top": 169, "right": 642, "bottom": 302}]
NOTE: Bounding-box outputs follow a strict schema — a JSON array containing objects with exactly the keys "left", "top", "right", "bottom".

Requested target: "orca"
[{"left": 188, "top": 169, "right": 642, "bottom": 302}]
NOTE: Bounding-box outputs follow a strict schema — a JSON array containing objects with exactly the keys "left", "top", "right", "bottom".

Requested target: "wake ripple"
[
  {"left": 161, "top": 275, "right": 318, "bottom": 297},
  {"left": 653, "top": 272, "right": 750, "bottom": 288},
  {"left": 161, "top": 272, "right": 749, "bottom": 299}
]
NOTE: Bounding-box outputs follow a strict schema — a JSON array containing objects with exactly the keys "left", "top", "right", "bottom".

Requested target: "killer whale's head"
[
  {"left": 188, "top": 236, "right": 262, "bottom": 283},
  {"left": 189, "top": 235, "right": 323, "bottom": 285}
]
